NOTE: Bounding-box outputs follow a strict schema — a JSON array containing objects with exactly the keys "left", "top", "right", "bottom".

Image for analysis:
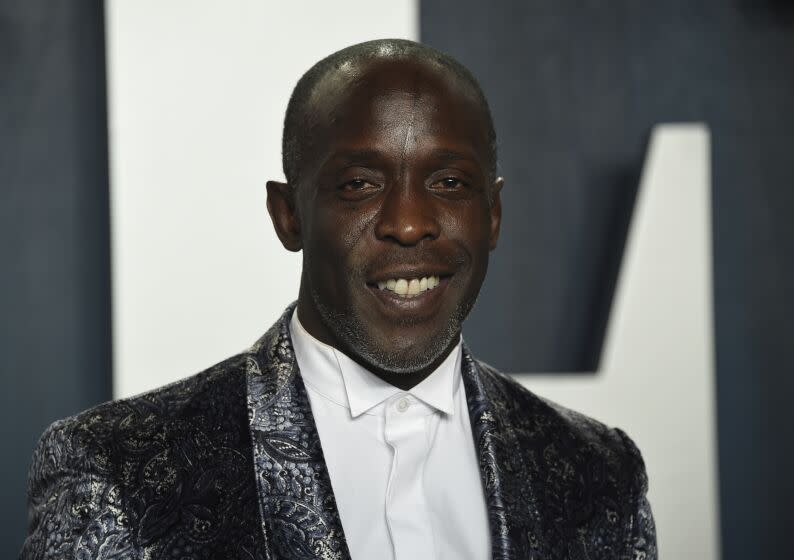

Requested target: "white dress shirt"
[{"left": 289, "top": 310, "right": 491, "bottom": 560}]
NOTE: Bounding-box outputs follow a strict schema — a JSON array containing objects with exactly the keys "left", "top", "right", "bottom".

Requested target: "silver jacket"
[{"left": 21, "top": 303, "right": 657, "bottom": 559}]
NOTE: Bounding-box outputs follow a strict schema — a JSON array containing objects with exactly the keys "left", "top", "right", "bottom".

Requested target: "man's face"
[{"left": 276, "top": 59, "right": 502, "bottom": 375}]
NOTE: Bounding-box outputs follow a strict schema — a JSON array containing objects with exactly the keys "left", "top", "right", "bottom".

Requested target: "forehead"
[{"left": 306, "top": 59, "right": 490, "bottom": 164}]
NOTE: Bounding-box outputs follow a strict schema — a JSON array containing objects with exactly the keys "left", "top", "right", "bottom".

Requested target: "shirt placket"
[{"left": 383, "top": 394, "right": 436, "bottom": 559}]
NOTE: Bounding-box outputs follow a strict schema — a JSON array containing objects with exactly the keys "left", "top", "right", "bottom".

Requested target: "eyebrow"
[
  {"left": 328, "top": 149, "right": 383, "bottom": 164},
  {"left": 429, "top": 148, "right": 480, "bottom": 164}
]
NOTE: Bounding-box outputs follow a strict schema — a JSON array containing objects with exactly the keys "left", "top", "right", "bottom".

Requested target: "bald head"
[{"left": 281, "top": 39, "right": 497, "bottom": 187}]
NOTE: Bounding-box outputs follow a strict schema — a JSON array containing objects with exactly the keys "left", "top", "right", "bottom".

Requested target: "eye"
[
  {"left": 433, "top": 177, "right": 466, "bottom": 190},
  {"left": 336, "top": 177, "right": 381, "bottom": 199},
  {"left": 340, "top": 179, "right": 374, "bottom": 191}
]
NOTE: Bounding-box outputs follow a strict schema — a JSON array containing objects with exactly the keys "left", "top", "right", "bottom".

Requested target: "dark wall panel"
[
  {"left": 0, "top": 0, "right": 112, "bottom": 552},
  {"left": 422, "top": 0, "right": 793, "bottom": 557}
]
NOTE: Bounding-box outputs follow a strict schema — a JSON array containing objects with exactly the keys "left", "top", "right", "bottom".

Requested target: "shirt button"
[{"left": 396, "top": 397, "right": 410, "bottom": 412}]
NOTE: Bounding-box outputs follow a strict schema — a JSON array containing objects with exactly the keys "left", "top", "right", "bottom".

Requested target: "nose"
[{"left": 374, "top": 181, "right": 440, "bottom": 246}]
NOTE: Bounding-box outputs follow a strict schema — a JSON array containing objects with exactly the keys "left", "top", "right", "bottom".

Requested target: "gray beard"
[{"left": 311, "top": 283, "right": 473, "bottom": 375}]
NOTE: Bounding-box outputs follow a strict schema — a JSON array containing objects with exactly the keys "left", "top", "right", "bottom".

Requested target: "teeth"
[
  {"left": 395, "top": 278, "right": 408, "bottom": 295},
  {"left": 375, "top": 275, "right": 442, "bottom": 297}
]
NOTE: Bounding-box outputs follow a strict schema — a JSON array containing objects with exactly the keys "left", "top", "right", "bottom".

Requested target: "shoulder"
[
  {"left": 471, "top": 359, "right": 656, "bottom": 557},
  {"left": 22, "top": 352, "right": 257, "bottom": 557},
  {"left": 27, "top": 351, "right": 254, "bottom": 508},
  {"left": 30, "top": 351, "right": 252, "bottom": 488},
  {"left": 473, "top": 358, "right": 644, "bottom": 469},
  {"left": 471, "top": 358, "right": 650, "bottom": 529},
  {"left": 37, "top": 351, "right": 251, "bottom": 460}
]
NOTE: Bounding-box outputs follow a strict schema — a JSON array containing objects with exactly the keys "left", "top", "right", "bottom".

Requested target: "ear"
[
  {"left": 488, "top": 177, "right": 504, "bottom": 251},
  {"left": 266, "top": 180, "right": 302, "bottom": 252}
]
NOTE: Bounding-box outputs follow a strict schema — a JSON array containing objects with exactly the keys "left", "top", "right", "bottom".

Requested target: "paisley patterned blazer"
[{"left": 21, "top": 304, "right": 656, "bottom": 559}]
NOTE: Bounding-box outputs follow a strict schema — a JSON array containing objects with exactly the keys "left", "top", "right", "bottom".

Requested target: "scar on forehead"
[{"left": 398, "top": 74, "right": 424, "bottom": 179}]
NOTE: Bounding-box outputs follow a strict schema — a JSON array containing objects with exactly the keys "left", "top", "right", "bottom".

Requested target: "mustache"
[{"left": 357, "top": 246, "right": 468, "bottom": 277}]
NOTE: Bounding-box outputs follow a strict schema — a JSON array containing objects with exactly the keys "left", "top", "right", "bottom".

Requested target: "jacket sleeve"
[
  {"left": 19, "top": 418, "right": 133, "bottom": 559},
  {"left": 615, "top": 428, "right": 658, "bottom": 560}
]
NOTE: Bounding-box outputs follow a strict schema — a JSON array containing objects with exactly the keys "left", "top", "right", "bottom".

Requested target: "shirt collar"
[{"left": 289, "top": 308, "right": 462, "bottom": 418}]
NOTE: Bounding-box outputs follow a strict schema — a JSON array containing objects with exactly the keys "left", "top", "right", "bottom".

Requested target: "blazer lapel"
[
  {"left": 461, "top": 347, "right": 543, "bottom": 560},
  {"left": 246, "top": 304, "right": 351, "bottom": 560}
]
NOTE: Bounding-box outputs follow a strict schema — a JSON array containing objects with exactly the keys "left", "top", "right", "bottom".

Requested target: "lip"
[{"left": 366, "top": 275, "right": 452, "bottom": 317}]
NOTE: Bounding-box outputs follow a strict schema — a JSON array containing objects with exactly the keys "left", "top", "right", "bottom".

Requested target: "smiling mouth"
[
  {"left": 365, "top": 273, "right": 453, "bottom": 316},
  {"left": 375, "top": 275, "right": 441, "bottom": 297}
]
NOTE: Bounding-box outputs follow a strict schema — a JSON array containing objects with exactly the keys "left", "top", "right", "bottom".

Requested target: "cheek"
[
  {"left": 441, "top": 202, "right": 492, "bottom": 251},
  {"left": 308, "top": 202, "right": 376, "bottom": 278}
]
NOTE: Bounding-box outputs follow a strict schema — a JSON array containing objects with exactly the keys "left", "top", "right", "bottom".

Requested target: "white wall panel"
[
  {"left": 106, "top": 0, "right": 418, "bottom": 398},
  {"left": 521, "top": 125, "right": 720, "bottom": 559}
]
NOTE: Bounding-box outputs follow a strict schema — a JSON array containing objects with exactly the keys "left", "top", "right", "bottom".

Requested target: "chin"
[
  {"left": 314, "top": 281, "right": 473, "bottom": 374},
  {"left": 343, "top": 313, "right": 462, "bottom": 374},
  {"left": 356, "top": 338, "right": 450, "bottom": 375}
]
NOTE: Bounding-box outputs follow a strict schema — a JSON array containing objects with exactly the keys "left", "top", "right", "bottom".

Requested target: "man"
[{"left": 21, "top": 39, "right": 656, "bottom": 559}]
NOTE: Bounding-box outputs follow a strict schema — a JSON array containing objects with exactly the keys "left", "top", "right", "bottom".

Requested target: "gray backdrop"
[
  {"left": 421, "top": 1, "right": 793, "bottom": 558},
  {"left": 0, "top": 0, "right": 112, "bottom": 552}
]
